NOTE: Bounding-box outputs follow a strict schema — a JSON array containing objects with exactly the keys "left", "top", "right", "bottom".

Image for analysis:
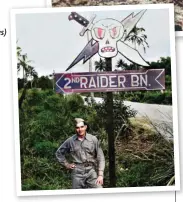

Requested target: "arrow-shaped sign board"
[{"left": 55, "top": 69, "right": 165, "bottom": 94}]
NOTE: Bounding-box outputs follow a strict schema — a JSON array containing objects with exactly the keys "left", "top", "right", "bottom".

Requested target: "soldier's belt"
[{"left": 76, "top": 162, "right": 94, "bottom": 167}]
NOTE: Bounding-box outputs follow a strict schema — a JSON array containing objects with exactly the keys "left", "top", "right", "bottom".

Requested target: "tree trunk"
[
  {"left": 23, "top": 67, "right": 25, "bottom": 87},
  {"left": 105, "top": 58, "right": 116, "bottom": 187},
  {"left": 19, "top": 82, "right": 28, "bottom": 110}
]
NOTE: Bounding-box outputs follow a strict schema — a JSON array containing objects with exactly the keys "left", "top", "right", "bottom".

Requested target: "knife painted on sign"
[
  {"left": 68, "top": 12, "right": 96, "bottom": 36},
  {"left": 66, "top": 12, "right": 99, "bottom": 71}
]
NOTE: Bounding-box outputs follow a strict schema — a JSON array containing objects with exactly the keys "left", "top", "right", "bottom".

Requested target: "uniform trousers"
[{"left": 71, "top": 165, "right": 102, "bottom": 189}]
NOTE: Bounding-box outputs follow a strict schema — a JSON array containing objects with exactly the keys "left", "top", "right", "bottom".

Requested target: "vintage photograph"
[
  {"left": 11, "top": 4, "right": 179, "bottom": 196},
  {"left": 48, "top": 0, "right": 183, "bottom": 34}
]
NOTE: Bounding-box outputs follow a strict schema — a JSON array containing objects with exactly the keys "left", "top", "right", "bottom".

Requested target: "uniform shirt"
[{"left": 56, "top": 133, "right": 105, "bottom": 173}]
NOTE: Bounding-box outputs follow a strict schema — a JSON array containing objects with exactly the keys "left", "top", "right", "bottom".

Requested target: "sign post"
[{"left": 105, "top": 57, "right": 116, "bottom": 187}]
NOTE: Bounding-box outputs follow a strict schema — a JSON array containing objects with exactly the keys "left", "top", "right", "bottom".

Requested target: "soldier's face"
[{"left": 75, "top": 122, "right": 87, "bottom": 136}]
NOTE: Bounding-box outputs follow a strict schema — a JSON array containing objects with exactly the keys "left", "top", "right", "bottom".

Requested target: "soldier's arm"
[
  {"left": 55, "top": 138, "right": 71, "bottom": 168},
  {"left": 95, "top": 137, "right": 105, "bottom": 177}
]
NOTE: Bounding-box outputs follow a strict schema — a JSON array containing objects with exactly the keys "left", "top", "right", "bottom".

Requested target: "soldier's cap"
[{"left": 74, "top": 118, "right": 85, "bottom": 127}]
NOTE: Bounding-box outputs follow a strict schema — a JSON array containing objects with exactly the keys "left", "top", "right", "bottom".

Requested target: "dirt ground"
[{"left": 52, "top": 0, "right": 183, "bottom": 31}]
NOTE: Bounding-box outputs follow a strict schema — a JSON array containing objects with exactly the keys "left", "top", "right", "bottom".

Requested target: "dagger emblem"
[{"left": 68, "top": 12, "right": 96, "bottom": 36}]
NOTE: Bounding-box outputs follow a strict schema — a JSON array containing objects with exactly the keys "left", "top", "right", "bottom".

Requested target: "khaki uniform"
[{"left": 56, "top": 133, "right": 105, "bottom": 189}]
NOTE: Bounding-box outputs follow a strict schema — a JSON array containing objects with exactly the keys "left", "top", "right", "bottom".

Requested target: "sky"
[{"left": 15, "top": 6, "right": 171, "bottom": 77}]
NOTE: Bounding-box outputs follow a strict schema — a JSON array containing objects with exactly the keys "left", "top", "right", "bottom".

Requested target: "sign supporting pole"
[
  {"left": 105, "top": 58, "right": 116, "bottom": 187},
  {"left": 86, "top": 31, "right": 94, "bottom": 98}
]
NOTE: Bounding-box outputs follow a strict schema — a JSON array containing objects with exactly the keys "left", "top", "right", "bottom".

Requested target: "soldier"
[{"left": 56, "top": 118, "right": 105, "bottom": 189}]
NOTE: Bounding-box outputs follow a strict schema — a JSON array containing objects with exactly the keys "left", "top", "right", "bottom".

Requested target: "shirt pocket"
[
  {"left": 70, "top": 143, "right": 80, "bottom": 154},
  {"left": 83, "top": 140, "right": 95, "bottom": 154}
]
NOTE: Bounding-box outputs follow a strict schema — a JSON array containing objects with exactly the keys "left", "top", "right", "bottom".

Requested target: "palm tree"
[
  {"left": 116, "top": 59, "right": 143, "bottom": 71},
  {"left": 19, "top": 53, "right": 34, "bottom": 87},
  {"left": 26, "top": 65, "right": 38, "bottom": 88},
  {"left": 117, "top": 26, "right": 149, "bottom": 70},
  {"left": 17, "top": 45, "right": 22, "bottom": 72},
  {"left": 17, "top": 45, "right": 38, "bottom": 109},
  {"left": 125, "top": 26, "right": 149, "bottom": 53},
  {"left": 94, "top": 58, "right": 106, "bottom": 71},
  {"left": 17, "top": 45, "right": 36, "bottom": 87},
  {"left": 116, "top": 59, "right": 129, "bottom": 70}
]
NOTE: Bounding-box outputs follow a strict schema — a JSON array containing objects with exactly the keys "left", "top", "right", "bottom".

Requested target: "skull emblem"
[
  {"left": 91, "top": 18, "right": 124, "bottom": 58},
  {"left": 66, "top": 10, "right": 149, "bottom": 71}
]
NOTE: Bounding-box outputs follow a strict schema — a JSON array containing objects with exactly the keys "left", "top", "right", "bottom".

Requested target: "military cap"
[{"left": 74, "top": 118, "right": 85, "bottom": 126}]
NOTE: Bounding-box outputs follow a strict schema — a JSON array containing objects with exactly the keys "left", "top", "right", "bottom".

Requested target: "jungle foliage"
[{"left": 19, "top": 89, "right": 174, "bottom": 190}]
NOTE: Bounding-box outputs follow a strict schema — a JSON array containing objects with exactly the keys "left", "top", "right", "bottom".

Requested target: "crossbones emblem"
[{"left": 66, "top": 10, "right": 149, "bottom": 71}]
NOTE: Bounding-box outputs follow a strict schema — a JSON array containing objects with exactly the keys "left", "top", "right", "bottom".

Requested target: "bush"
[
  {"left": 119, "top": 90, "right": 172, "bottom": 105},
  {"left": 20, "top": 90, "right": 92, "bottom": 190},
  {"left": 20, "top": 90, "right": 137, "bottom": 190},
  {"left": 115, "top": 118, "right": 174, "bottom": 187},
  {"left": 19, "top": 89, "right": 173, "bottom": 190}
]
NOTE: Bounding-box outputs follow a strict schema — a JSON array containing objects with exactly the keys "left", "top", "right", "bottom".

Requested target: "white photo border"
[{"left": 11, "top": 4, "right": 180, "bottom": 196}]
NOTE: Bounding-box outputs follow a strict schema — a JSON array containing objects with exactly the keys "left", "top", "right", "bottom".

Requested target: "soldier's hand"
[
  {"left": 66, "top": 163, "right": 76, "bottom": 170},
  {"left": 96, "top": 176, "right": 103, "bottom": 185}
]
